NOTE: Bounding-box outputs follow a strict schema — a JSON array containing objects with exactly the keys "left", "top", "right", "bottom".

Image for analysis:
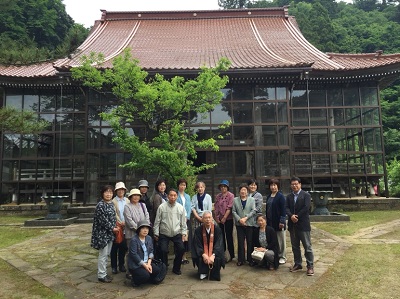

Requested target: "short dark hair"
[
  {"left": 238, "top": 183, "right": 249, "bottom": 193},
  {"left": 247, "top": 179, "right": 258, "bottom": 187},
  {"left": 168, "top": 188, "right": 178, "bottom": 195},
  {"left": 155, "top": 178, "right": 167, "bottom": 192},
  {"left": 256, "top": 214, "right": 266, "bottom": 221},
  {"left": 101, "top": 184, "right": 114, "bottom": 197},
  {"left": 176, "top": 178, "right": 187, "bottom": 187},
  {"left": 290, "top": 176, "right": 301, "bottom": 184},
  {"left": 268, "top": 178, "right": 280, "bottom": 190}
]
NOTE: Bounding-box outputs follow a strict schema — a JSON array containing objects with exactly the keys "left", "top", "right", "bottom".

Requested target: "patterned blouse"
[
  {"left": 91, "top": 200, "right": 116, "bottom": 250},
  {"left": 214, "top": 191, "right": 234, "bottom": 221}
]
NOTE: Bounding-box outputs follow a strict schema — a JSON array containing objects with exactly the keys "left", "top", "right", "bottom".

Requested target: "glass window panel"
[
  {"left": 73, "top": 113, "right": 85, "bottom": 130},
  {"left": 235, "top": 151, "right": 254, "bottom": 176},
  {"left": 327, "top": 89, "right": 343, "bottom": 106},
  {"left": 2, "top": 161, "right": 18, "bottom": 181},
  {"left": 220, "top": 88, "right": 232, "bottom": 101},
  {"left": 55, "top": 159, "right": 71, "bottom": 179},
  {"left": 278, "top": 126, "right": 288, "bottom": 146},
  {"left": 293, "top": 129, "right": 310, "bottom": 152},
  {"left": 363, "top": 128, "right": 382, "bottom": 152},
  {"left": 366, "top": 154, "right": 383, "bottom": 174},
  {"left": 345, "top": 108, "right": 361, "bottom": 125},
  {"left": 56, "top": 113, "right": 74, "bottom": 131},
  {"left": 99, "top": 153, "right": 117, "bottom": 180},
  {"left": 3, "top": 134, "right": 20, "bottom": 158},
  {"left": 292, "top": 90, "right": 307, "bottom": 107},
  {"left": 232, "top": 102, "right": 253, "bottom": 123},
  {"left": 21, "top": 135, "right": 37, "bottom": 157},
  {"left": 362, "top": 108, "right": 380, "bottom": 125},
  {"left": 312, "top": 154, "right": 331, "bottom": 174},
  {"left": 332, "top": 153, "right": 347, "bottom": 173},
  {"left": 310, "top": 109, "right": 327, "bottom": 126},
  {"left": 191, "top": 111, "right": 210, "bottom": 124},
  {"left": 293, "top": 154, "right": 311, "bottom": 174},
  {"left": 254, "top": 102, "right": 276, "bottom": 123},
  {"left": 38, "top": 114, "right": 55, "bottom": 131},
  {"left": 86, "top": 153, "right": 99, "bottom": 180},
  {"left": 346, "top": 128, "right": 362, "bottom": 151},
  {"left": 73, "top": 133, "right": 85, "bottom": 155},
  {"left": 88, "top": 106, "right": 101, "bottom": 126},
  {"left": 101, "top": 128, "right": 117, "bottom": 149},
  {"left": 72, "top": 159, "right": 85, "bottom": 179},
  {"left": 233, "top": 126, "right": 253, "bottom": 146},
  {"left": 38, "top": 134, "right": 53, "bottom": 157},
  {"left": 24, "top": 94, "right": 39, "bottom": 112},
  {"left": 55, "top": 133, "right": 73, "bottom": 156},
  {"left": 343, "top": 87, "right": 360, "bottom": 106},
  {"left": 276, "top": 87, "right": 287, "bottom": 100},
  {"left": 74, "top": 90, "right": 85, "bottom": 111},
  {"left": 256, "top": 126, "right": 276, "bottom": 146},
  {"left": 279, "top": 150, "right": 290, "bottom": 176},
  {"left": 254, "top": 87, "right": 275, "bottom": 100},
  {"left": 360, "top": 87, "right": 378, "bottom": 106},
  {"left": 58, "top": 94, "right": 74, "bottom": 112},
  {"left": 231, "top": 86, "right": 253, "bottom": 101},
  {"left": 5, "top": 94, "right": 22, "bottom": 110},
  {"left": 211, "top": 104, "right": 231, "bottom": 124},
  {"left": 40, "top": 92, "right": 56, "bottom": 112},
  {"left": 329, "top": 128, "right": 346, "bottom": 151},
  {"left": 348, "top": 154, "right": 364, "bottom": 173},
  {"left": 20, "top": 160, "right": 36, "bottom": 180},
  {"left": 311, "top": 129, "right": 328, "bottom": 152},
  {"left": 309, "top": 90, "right": 326, "bottom": 107},
  {"left": 328, "top": 109, "right": 344, "bottom": 126},
  {"left": 277, "top": 103, "right": 287, "bottom": 122},
  {"left": 37, "top": 160, "right": 53, "bottom": 180},
  {"left": 257, "top": 150, "right": 278, "bottom": 176},
  {"left": 215, "top": 152, "right": 233, "bottom": 175},
  {"left": 292, "top": 109, "right": 309, "bottom": 126}
]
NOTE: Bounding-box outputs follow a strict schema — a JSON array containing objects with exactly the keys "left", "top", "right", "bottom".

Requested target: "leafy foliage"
[
  {"left": 387, "top": 158, "right": 400, "bottom": 196},
  {"left": 0, "top": 107, "right": 48, "bottom": 134},
  {"left": 72, "top": 50, "right": 231, "bottom": 187}
]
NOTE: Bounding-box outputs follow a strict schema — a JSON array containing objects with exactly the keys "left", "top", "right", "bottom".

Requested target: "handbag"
[
  {"left": 114, "top": 222, "right": 124, "bottom": 244},
  {"left": 151, "top": 259, "right": 167, "bottom": 284},
  {"left": 251, "top": 248, "right": 265, "bottom": 262}
]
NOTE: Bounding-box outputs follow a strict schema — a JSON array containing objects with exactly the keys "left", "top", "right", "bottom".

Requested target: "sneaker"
[
  {"left": 307, "top": 267, "right": 314, "bottom": 276},
  {"left": 200, "top": 274, "right": 207, "bottom": 280},
  {"left": 279, "top": 258, "right": 286, "bottom": 264},
  {"left": 290, "top": 264, "right": 303, "bottom": 272},
  {"left": 98, "top": 276, "right": 112, "bottom": 283}
]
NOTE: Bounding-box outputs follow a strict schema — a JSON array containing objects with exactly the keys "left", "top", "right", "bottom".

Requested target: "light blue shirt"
[
  {"left": 293, "top": 190, "right": 301, "bottom": 204},
  {"left": 140, "top": 240, "right": 148, "bottom": 262},
  {"left": 116, "top": 196, "right": 126, "bottom": 221}
]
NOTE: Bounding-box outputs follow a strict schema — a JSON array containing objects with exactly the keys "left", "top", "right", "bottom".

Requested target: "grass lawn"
[{"left": 0, "top": 216, "right": 65, "bottom": 299}]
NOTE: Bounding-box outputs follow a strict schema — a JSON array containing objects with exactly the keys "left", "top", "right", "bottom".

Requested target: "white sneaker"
[
  {"left": 279, "top": 258, "right": 286, "bottom": 264},
  {"left": 200, "top": 274, "right": 207, "bottom": 280}
]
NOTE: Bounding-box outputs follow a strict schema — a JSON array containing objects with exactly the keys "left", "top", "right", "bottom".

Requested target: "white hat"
[
  {"left": 115, "top": 182, "right": 127, "bottom": 191},
  {"left": 128, "top": 188, "right": 141, "bottom": 198}
]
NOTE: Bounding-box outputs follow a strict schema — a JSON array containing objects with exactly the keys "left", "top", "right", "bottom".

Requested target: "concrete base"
[
  {"left": 310, "top": 212, "right": 350, "bottom": 222},
  {"left": 24, "top": 217, "right": 77, "bottom": 227}
]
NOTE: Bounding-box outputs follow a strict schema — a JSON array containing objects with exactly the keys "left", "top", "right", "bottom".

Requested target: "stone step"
[
  {"left": 74, "top": 218, "right": 94, "bottom": 224},
  {"left": 79, "top": 213, "right": 94, "bottom": 218},
  {"left": 67, "top": 206, "right": 96, "bottom": 215}
]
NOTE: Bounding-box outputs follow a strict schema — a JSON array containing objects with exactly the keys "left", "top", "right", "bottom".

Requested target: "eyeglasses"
[{"left": 290, "top": 183, "right": 300, "bottom": 186}]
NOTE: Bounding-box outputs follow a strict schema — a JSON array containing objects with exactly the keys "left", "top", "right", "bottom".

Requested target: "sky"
[{"left": 63, "top": 0, "right": 221, "bottom": 28}]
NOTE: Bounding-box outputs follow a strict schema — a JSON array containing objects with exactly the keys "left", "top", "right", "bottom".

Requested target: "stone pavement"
[{"left": 0, "top": 221, "right": 384, "bottom": 299}]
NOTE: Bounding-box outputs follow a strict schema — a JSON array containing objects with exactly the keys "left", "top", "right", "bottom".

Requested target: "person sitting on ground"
[
  {"left": 252, "top": 214, "right": 280, "bottom": 270},
  {"left": 192, "top": 210, "right": 225, "bottom": 280},
  {"left": 128, "top": 219, "right": 162, "bottom": 287}
]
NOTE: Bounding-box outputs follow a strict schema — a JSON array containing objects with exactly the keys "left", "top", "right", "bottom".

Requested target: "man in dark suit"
[{"left": 286, "top": 177, "right": 314, "bottom": 276}]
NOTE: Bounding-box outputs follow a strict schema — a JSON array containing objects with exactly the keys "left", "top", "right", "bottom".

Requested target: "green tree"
[
  {"left": 387, "top": 158, "right": 400, "bottom": 196},
  {"left": 218, "top": 0, "right": 251, "bottom": 8},
  {"left": 72, "top": 50, "right": 231, "bottom": 188},
  {"left": 0, "top": 107, "right": 48, "bottom": 134}
]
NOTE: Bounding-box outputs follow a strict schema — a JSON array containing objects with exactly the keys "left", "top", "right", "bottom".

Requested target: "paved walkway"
[{"left": 0, "top": 221, "right": 397, "bottom": 299}]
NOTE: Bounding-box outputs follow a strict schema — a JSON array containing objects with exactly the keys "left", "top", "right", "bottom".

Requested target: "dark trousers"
[
  {"left": 158, "top": 234, "right": 185, "bottom": 272},
  {"left": 219, "top": 219, "right": 234, "bottom": 259},
  {"left": 110, "top": 239, "right": 127, "bottom": 269},
  {"left": 236, "top": 225, "right": 253, "bottom": 263},
  {"left": 130, "top": 263, "right": 161, "bottom": 285}
]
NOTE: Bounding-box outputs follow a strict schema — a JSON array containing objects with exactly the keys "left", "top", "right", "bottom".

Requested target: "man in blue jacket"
[{"left": 286, "top": 177, "right": 314, "bottom": 276}]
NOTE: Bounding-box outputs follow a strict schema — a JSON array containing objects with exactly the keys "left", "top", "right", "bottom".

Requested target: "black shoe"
[
  {"left": 172, "top": 269, "right": 182, "bottom": 275},
  {"left": 248, "top": 261, "right": 257, "bottom": 267},
  {"left": 131, "top": 280, "right": 140, "bottom": 287},
  {"left": 112, "top": 268, "right": 118, "bottom": 274},
  {"left": 119, "top": 265, "right": 126, "bottom": 272},
  {"left": 98, "top": 276, "right": 112, "bottom": 283},
  {"left": 290, "top": 264, "right": 303, "bottom": 272},
  {"left": 126, "top": 273, "right": 132, "bottom": 279}
]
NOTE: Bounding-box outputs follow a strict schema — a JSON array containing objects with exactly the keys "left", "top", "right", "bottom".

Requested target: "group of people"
[{"left": 91, "top": 176, "right": 315, "bottom": 287}]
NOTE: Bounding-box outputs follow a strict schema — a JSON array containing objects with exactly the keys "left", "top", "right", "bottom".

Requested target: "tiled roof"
[
  {"left": 0, "top": 61, "right": 57, "bottom": 78},
  {"left": 2, "top": 7, "right": 400, "bottom": 79}
]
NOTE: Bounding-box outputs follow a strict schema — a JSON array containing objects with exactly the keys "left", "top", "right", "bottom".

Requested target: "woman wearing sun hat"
[{"left": 214, "top": 179, "right": 235, "bottom": 262}]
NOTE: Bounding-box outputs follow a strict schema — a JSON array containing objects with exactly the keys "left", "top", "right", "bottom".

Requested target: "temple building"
[{"left": 1, "top": 7, "right": 399, "bottom": 204}]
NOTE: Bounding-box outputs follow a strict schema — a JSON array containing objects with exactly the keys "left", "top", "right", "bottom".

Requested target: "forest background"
[{"left": 1, "top": 0, "right": 400, "bottom": 195}]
